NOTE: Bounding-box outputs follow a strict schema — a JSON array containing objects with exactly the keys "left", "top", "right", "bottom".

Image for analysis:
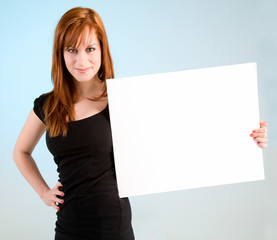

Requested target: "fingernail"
[
  {"left": 253, "top": 137, "right": 256, "bottom": 140},
  {"left": 250, "top": 134, "right": 254, "bottom": 137},
  {"left": 252, "top": 130, "right": 256, "bottom": 133}
]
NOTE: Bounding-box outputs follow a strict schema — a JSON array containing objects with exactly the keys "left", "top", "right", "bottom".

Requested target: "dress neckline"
[{"left": 68, "top": 104, "right": 108, "bottom": 124}]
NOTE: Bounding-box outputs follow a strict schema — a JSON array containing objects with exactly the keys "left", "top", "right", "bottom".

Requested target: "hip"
[{"left": 55, "top": 192, "right": 133, "bottom": 239}]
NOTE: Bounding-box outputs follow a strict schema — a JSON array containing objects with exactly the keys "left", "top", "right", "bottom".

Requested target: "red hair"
[{"left": 44, "top": 7, "right": 114, "bottom": 137}]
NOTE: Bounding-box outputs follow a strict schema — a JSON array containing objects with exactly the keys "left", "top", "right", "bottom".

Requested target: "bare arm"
[{"left": 13, "top": 109, "right": 64, "bottom": 210}]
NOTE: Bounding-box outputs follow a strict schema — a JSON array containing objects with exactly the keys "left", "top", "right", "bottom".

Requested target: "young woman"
[
  {"left": 13, "top": 7, "right": 135, "bottom": 240},
  {"left": 13, "top": 6, "right": 268, "bottom": 240}
]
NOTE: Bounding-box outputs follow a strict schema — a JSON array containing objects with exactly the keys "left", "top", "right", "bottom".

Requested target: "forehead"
[
  {"left": 78, "top": 28, "right": 99, "bottom": 45},
  {"left": 64, "top": 26, "right": 99, "bottom": 48}
]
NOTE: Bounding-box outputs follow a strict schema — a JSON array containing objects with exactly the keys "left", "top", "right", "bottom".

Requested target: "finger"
[
  {"left": 257, "top": 142, "right": 268, "bottom": 149},
  {"left": 54, "top": 187, "right": 64, "bottom": 195},
  {"left": 260, "top": 121, "right": 268, "bottom": 128},
  {"left": 250, "top": 132, "right": 267, "bottom": 138},
  {"left": 254, "top": 137, "right": 268, "bottom": 143},
  {"left": 54, "top": 184, "right": 64, "bottom": 192},
  {"left": 55, "top": 190, "right": 65, "bottom": 197},
  {"left": 54, "top": 197, "right": 64, "bottom": 204},
  {"left": 51, "top": 202, "right": 60, "bottom": 211},
  {"left": 252, "top": 128, "right": 267, "bottom": 133},
  {"left": 56, "top": 182, "right": 63, "bottom": 187},
  {"left": 260, "top": 120, "right": 268, "bottom": 125}
]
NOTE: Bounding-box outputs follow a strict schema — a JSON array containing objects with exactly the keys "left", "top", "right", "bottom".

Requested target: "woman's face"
[{"left": 63, "top": 28, "right": 101, "bottom": 83}]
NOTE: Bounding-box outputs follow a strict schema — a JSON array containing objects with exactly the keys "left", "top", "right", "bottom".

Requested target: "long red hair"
[{"left": 44, "top": 7, "right": 114, "bottom": 137}]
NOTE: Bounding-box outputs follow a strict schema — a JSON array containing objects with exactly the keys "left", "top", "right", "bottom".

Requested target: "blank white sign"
[{"left": 107, "top": 63, "right": 264, "bottom": 198}]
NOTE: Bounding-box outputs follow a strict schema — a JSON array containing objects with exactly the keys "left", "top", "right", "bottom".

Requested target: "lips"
[{"left": 76, "top": 67, "right": 91, "bottom": 74}]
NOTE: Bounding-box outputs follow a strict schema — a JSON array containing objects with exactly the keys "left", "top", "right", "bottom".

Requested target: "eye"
[
  {"left": 67, "top": 48, "right": 77, "bottom": 53},
  {"left": 87, "top": 47, "right": 96, "bottom": 52}
]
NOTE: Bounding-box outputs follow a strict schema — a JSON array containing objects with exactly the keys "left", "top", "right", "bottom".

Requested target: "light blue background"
[{"left": 1, "top": 0, "right": 277, "bottom": 239}]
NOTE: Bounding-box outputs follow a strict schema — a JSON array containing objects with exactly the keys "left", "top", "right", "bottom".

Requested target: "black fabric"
[
  {"left": 33, "top": 93, "right": 48, "bottom": 124},
  {"left": 33, "top": 94, "right": 135, "bottom": 240}
]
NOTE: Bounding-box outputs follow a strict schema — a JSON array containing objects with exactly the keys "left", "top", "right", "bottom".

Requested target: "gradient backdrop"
[{"left": 1, "top": 0, "right": 277, "bottom": 239}]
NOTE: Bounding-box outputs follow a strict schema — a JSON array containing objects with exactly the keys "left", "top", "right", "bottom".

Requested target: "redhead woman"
[
  {"left": 13, "top": 7, "right": 134, "bottom": 240},
  {"left": 13, "top": 6, "right": 268, "bottom": 240}
]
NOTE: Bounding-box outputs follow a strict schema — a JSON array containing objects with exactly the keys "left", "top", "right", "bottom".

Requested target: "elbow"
[
  {"left": 12, "top": 147, "right": 29, "bottom": 165},
  {"left": 12, "top": 147, "right": 20, "bottom": 165}
]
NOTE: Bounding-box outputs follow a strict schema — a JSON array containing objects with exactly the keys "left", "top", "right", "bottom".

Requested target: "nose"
[{"left": 75, "top": 50, "right": 88, "bottom": 68}]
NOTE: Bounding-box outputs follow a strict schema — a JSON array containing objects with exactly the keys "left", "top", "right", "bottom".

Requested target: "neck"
[{"left": 74, "top": 77, "right": 104, "bottom": 101}]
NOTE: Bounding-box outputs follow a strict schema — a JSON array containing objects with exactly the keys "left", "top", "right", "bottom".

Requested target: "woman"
[
  {"left": 13, "top": 6, "right": 268, "bottom": 240},
  {"left": 13, "top": 7, "right": 135, "bottom": 240}
]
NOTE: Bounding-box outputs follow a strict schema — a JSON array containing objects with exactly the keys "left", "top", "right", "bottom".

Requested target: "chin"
[
  {"left": 74, "top": 78, "right": 93, "bottom": 83},
  {"left": 73, "top": 75, "right": 97, "bottom": 83}
]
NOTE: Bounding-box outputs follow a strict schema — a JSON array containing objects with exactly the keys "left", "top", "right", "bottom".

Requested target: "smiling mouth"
[{"left": 76, "top": 67, "right": 91, "bottom": 73}]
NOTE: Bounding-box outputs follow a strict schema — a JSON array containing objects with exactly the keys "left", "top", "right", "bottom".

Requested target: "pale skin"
[
  {"left": 251, "top": 120, "right": 268, "bottom": 148},
  {"left": 13, "top": 27, "right": 269, "bottom": 211}
]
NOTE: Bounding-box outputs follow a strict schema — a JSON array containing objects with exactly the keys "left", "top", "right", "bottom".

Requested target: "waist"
[{"left": 58, "top": 167, "right": 118, "bottom": 200}]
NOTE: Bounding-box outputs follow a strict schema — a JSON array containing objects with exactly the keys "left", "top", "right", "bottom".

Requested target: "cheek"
[
  {"left": 63, "top": 54, "right": 73, "bottom": 69},
  {"left": 95, "top": 52, "right": 101, "bottom": 66}
]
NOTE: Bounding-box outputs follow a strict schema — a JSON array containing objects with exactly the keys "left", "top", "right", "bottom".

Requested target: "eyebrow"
[{"left": 66, "top": 43, "right": 97, "bottom": 49}]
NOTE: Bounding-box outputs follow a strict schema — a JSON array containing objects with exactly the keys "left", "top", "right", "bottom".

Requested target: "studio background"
[{"left": 1, "top": 0, "right": 276, "bottom": 239}]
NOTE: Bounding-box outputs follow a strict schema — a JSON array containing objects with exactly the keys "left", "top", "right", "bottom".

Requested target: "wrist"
[{"left": 38, "top": 186, "right": 50, "bottom": 199}]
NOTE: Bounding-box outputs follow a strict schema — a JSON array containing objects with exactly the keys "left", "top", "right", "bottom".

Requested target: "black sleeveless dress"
[{"left": 33, "top": 94, "right": 135, "bottom": 240}]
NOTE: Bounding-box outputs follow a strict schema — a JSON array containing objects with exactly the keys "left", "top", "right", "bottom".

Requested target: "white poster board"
[{"left": 106, "top": 63, "right": 264, "bottom": 198}]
